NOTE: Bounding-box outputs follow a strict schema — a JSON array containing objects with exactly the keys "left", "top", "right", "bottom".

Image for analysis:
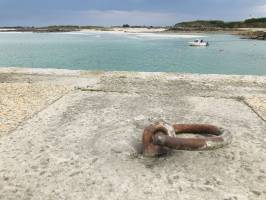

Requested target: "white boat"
[{"left": 189, "top": 39, "right": 209, "bottom": 46}]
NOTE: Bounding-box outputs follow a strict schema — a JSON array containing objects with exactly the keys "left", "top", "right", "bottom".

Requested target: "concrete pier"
[{"left": 0, "top": 67, "right": 266, "bottom": 200}]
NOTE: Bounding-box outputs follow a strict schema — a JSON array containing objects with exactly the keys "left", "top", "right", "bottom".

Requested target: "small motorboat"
[{"left": 189, "top": 39, "right": 209, "bottom": 47}]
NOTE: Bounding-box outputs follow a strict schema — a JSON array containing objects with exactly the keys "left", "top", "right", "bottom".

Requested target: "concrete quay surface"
[{"left": 0, "top": 67, "right": 266, "bottom": 200}]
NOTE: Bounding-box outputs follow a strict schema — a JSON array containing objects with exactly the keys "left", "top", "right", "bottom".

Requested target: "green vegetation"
[
  {"left": 171, "top": 18, "right": 266, "bottom": 30},
  {"left": 37, "top": 25, "right": 107, "bottom": 32},
  {"left": 0, "top": 25, "right": 107, "bottom": 32},
  {"left": 176, "top": 20, "right": 226, "bottom": 28},
  {"left": 168, "top": 18, "right": 266, "bottom": 40}
]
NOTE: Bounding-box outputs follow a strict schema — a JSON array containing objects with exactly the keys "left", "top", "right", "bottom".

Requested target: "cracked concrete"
[{"left": 0, "top": 68, "right": 266, "bottom": 200}]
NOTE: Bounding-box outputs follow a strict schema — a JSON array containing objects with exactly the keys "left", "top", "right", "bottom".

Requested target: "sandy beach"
[
  {"left": 79, "top": 27, "right": 167, "bottom": 33},
  {"left": 0, "top": 67, "right": 266, "bottom": 200}
]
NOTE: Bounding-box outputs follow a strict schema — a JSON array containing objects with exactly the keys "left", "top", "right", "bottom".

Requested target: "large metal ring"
[{"left": 142, "top": 122, "right": 232, "bottom": 157}]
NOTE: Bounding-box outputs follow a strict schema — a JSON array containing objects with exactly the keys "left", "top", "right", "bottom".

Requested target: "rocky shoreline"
[
  {"left": 166, "top": 27, "right": 266, "bottom": 40},
  {"left": 240, "top": 31, "right": 266, "bottom": 40},
  {"left": 1, "top": 26, "right": 266, "bottom": 40}
]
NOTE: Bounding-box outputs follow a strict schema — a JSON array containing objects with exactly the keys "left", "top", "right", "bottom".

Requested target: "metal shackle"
[{"left": 142, "top": 121, "right": 232, "bottom": 157}]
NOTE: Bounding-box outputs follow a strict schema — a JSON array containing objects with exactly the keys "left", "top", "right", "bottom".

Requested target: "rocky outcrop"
[{"left": 241, "top": 31, "right": 266, "bottom": 40}]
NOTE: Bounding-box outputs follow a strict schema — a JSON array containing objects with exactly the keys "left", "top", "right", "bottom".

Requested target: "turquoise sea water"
[{"left": 0, "top": 32, "right": 266, "bottom": 75}]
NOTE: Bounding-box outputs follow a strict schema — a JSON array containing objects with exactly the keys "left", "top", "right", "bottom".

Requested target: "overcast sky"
[{"left": 0, "top": 0, "right": 266, "bottom": 26}]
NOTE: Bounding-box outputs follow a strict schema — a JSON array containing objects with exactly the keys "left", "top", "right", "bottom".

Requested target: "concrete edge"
[{"left": 0, "top": 67, "right": 266, "bottom": 83}]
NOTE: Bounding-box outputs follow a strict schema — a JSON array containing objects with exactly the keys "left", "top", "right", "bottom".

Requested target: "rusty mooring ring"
[{"left": 142, "top": 121, "right": 232, "bottom": 157}]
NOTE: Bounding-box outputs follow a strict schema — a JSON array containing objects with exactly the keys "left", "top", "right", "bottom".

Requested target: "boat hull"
[{"left": 189, "top": 42, "right": 209, "bottom": 47}]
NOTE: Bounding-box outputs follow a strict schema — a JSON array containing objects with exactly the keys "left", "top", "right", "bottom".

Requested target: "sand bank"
[
  {"left": 80, "top": 27, "right": 166, "bottom": 33},
  {"left": 75, "top": 27, "right": 205, "bottom": 38}
]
